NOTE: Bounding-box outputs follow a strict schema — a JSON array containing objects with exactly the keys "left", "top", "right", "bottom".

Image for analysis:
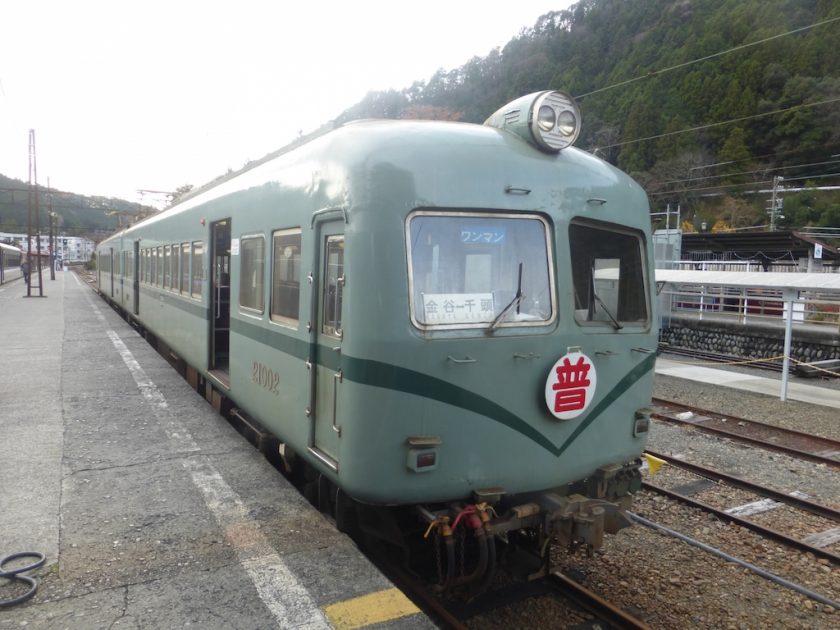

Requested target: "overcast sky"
[{"left": 0, "top": 1, "right": 573, "bottom": 206}]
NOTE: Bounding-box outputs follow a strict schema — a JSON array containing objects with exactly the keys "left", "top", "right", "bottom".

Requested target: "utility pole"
[
  {"left": 26, "top": 129, "right": 45, "bottom": 297},
  {"left": 48, "top": 177, "right": 55, "bottom": 280},
  {"left": 768, "top": 175, "right": 784, "bottom": 231}
]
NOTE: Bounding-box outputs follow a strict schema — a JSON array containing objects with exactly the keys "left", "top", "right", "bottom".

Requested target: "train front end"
[{"left": 335, "top": 91, "right": 657, "bottom": 587}]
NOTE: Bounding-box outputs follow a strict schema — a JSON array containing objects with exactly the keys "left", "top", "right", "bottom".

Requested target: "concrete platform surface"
[
  {"left": 656, "top": 357, "right": 840, "bottom": 409},
  {"left": 0, "top": 273, "right": 432, "bottom": 629}
]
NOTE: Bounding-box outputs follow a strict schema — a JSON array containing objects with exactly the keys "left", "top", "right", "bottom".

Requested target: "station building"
[{"left": 0, "top": 231, "right": 95, "bottom": 264}]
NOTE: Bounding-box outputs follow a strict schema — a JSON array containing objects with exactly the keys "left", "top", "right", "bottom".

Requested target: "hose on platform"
[{"left": 0, "top": 551, "right": 46, "bottom": 608}]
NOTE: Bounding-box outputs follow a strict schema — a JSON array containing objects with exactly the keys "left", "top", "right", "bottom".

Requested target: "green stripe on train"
[{"left": 233, "top": 317, "right": 656, "bottom": 456}]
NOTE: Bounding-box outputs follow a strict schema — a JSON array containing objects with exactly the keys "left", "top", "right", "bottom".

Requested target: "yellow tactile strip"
[{"left": 322, "top": 587, "right": 421, "bottom": 629}]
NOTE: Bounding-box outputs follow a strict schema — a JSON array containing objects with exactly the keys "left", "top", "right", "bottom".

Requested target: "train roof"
[
  {"left": 100, "top": 114, "right": 641, "bottom": 244},
  {"left": 0, "top": 242, "right": 22, "bottom": 253}
]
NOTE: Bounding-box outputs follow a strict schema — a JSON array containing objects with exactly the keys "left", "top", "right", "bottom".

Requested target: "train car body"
[
  {"left": 97, "top": 91, "right": 657, "bottom": 584},
  {"left": 0, "top": 243, "right": 23, "bottom": 285}
]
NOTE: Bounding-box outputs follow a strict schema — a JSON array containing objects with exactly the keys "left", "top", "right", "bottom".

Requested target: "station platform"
[
  {"left": 0, "top": 273, "right": 432, "bottom": 629},
  {"left": 656, "top": 357, "right": 840, "bottom": 409}
]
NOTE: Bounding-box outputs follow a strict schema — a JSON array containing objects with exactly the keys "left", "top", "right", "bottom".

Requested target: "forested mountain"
[
  {"left": 0, "top": 173, "right": 145, "bottom": 238},
  {"left": 337, "top": 0, "right": 840, "bottom": 230}
]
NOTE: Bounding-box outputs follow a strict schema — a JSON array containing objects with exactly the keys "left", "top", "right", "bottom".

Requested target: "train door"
[
  {"left": 209, "top": 219, "right": 231, "bottom": 383},
  {"left": 120, "top": 251, "right": 126, "bottom": 308},
  {"left": 133, "top": 241, "right": 140, "bottom": 315},
  {"left": 312, "top": 224, "right": 345, "bottom": 468}
]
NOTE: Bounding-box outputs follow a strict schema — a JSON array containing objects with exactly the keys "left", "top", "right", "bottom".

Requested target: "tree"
[
  {"left": 717, "top": 127, "right": 752, "bottom": 184},
  {"left": 169, "top": 185, "right": 194, "bottom": 206},
  {"left": 399, "top": 105, "right": 463, "bottom": 121}
]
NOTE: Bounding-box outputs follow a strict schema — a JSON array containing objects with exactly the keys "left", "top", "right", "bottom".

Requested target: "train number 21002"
[{"left": 252, "top": 361, "right": 280, "bottom": 395}]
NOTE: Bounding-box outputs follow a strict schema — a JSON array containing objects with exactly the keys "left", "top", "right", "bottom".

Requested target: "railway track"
[
  {"left": 375, "top": 548, "right": 651, "bottom": 629},
  {"left": 642, "top": 454, "right": 840, "bottom": 566},
  {"left": 650, "top": 397, "right": 840, "bottom": 469}
]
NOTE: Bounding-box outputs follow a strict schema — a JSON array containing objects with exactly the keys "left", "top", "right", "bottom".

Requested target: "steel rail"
[
  {"left": 642, "top": 481, "right": 840, "bottom": 566},
  {"left": 645, "top": 449, "right": 840, "bottom": 523},
  {"left": 651, "top": 397, "right": 840, "bottom": 469},
  {"left": 370, "top": 555, "right": 467, "bottom": 630},
  {"left": 547, "top": 572, "right": 653, "bottom": 630}
]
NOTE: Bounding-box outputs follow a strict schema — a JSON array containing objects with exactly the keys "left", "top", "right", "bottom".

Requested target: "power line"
[
  {"left": 687, "top": 144, "right": 840, "bottom": 172},
  {"left": 658, "top": 159, "right": 840, "bottom": 187},
  {"left": 650, "top": 172, "right": 840, "bottom": 198},
  {"left": 575, "top": 15, "right": 840, "bottom": 100},
  {"left": 592, "top": 97, "right": 840, "bottom": 151}
]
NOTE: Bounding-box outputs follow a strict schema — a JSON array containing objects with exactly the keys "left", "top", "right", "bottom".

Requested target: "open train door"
[
  {"left": 133, "top": 240, "right": 140, "bottom": 315},
  {"left": 309, "top": 220, "right": 345, "bottom": 471},
  {"left": 209, "top": 219, "right": 231, "bottom": 386}
]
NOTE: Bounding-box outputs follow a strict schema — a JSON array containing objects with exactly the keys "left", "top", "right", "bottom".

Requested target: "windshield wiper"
[
  {"left": 592, "top": 291, "right": 623, "bottom": 330},
  {"left": 487, "top": 263, "right": 524, "bottom": 334}
]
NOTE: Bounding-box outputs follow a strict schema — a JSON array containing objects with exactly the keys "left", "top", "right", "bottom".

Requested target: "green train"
[{"left": 97, "top": 90, "right": 657, "bottom": 588}]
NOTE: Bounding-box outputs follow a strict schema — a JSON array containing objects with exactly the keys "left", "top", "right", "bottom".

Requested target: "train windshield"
[
  {"left": 569, "top": 221, "right": 648, "bottom": 328},
  {"left": 407, "top": 211, "right": 555, "bottom": 330}
]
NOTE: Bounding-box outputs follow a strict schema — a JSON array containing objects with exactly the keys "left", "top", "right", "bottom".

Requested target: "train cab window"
[
  {"left": 569, "top": 222, "right": 648, "bottom": 328},
  {"left": 239, "top": 235, "right": 265, "bottom": 314},
  {"left": 191, "top": 241, "right": 204, "bottom": 298},
  {"left": 407, "top": 211, "right": 555, "bottom": 331},
  {"left": 270, "top": 229, "right": 301, "bottom": 326},
  {"left": 180, "top": 243, "right": 189, "bottom": 293}
]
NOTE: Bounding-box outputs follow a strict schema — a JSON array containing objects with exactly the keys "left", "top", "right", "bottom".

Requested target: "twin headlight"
[
  {"left": 484, "top": 89, "right": 581, "bottom": 154},
  {"left": 530, "top": 91, "right": 581, "bottom": 152}
]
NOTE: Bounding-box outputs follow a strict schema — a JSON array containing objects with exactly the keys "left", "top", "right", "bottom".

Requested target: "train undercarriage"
[{"left": 302, "top": 457, "right": 644, "bottom": 595}]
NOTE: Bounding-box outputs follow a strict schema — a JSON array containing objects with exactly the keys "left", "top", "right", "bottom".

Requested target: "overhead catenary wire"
[
  {"left": 591, "top": 97, "right": 840, "bottom": 152},
  {"left": 648, "top": 172, "right": 840, "bottom": 198},
  {"left": 574, "top": 16, "right": 840, "bottom": 100},
  {"left": 657, "top": 159, "right": 840, "bottom": 188}
]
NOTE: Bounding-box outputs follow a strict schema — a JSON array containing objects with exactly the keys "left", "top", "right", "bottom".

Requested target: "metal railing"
[{"left": 660, "top": 284, "right": 840, "bottom": 332}]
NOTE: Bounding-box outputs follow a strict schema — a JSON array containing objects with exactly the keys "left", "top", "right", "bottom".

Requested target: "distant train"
[
  {"left": 96, "top": 90, "right": 657, "bottom": 589},
  {"left": 0, "top": 243, "right": 23, "bottom": 285}
]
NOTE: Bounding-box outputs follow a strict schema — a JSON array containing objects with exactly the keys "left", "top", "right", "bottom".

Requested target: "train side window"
[
  {"left": 270, "top": 228, "right": 301, "bottom": 327},
  {"left": 156, "top": 246, "right": 164, "bottom": 286},
  {"left": 180, "top": 243, "right": 189, "bottom": 294},
  {"left": 240, "top": 235, "right": 265, "bottom": 314},
  {"left": 322, "top": 236, "right": 344, "bottom": 338},
  {"left": 140, "top": 249, "right": 146, "bottom": 283},
  {"left": 569, "top": 221, "right": 648, "bottom": 327},
  {"left": 126, "top": 251, "right": 133, "bottom": 279},
  {"left": 191, "top": 241, "right": 204, "bottom": 299},
  {"left": 163, "top": 245, "right": 171, "bottom": 289},
  {"left": 150, "top": 248, "right": 156, "bottom": 285},
  {"left": 172, "top": 245, "right": 178, "bottom": 291}
]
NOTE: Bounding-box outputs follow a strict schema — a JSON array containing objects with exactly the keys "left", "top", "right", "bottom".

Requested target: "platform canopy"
[
  {"left": 681, "top": 230, "right": 839, "bottom": 264},
  {"left": 655, "top": 269, "right": 840, "bottom": 292}
]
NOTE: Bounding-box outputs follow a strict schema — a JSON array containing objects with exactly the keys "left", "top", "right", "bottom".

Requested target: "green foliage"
[{"left": 0, "top": 173, "right": 149, "bottom": 240}]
